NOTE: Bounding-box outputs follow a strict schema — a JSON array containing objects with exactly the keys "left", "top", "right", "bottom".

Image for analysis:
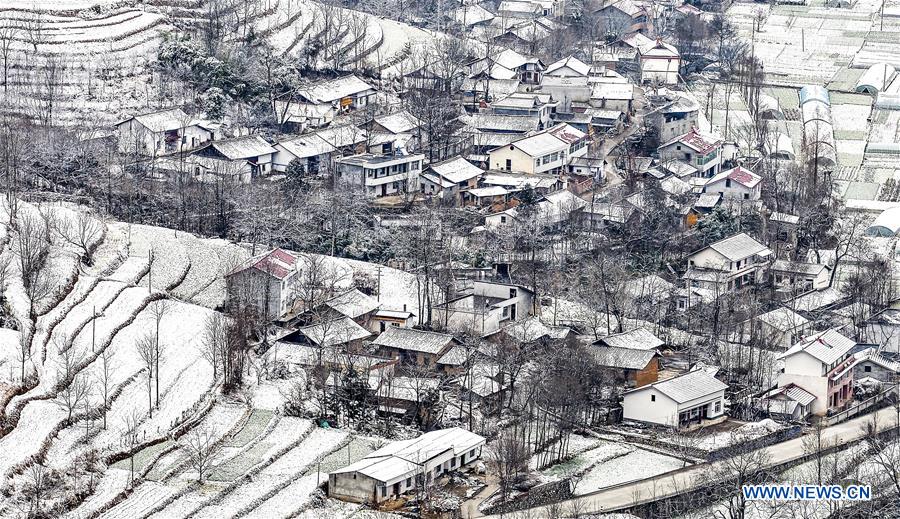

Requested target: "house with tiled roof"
[
  {"left": 116, "top": 107, "right": 215, "bottom": 156},
  {"left": 488, "top": 123, "right": 588, "bottom": 174},
  {"left": 703, "top": 166, "right": 762, "bottom": 200},
  {"left": 777, "top": 329, "right": 857, "bottom": 415},
  {"left": 658, "top": 128, "right": 724, "bottom": 178},
  {"left": 677, "top": 233, "right": 772, "bottom": 310},
  {"left": 226, "top": 248, "right": 300, "bottom": 319},
  {"left": 372, "top": 327, "right": 460, "bottom": 367},
  {"left": 622, "top": 369, "right": 728, "bottom": 429}
]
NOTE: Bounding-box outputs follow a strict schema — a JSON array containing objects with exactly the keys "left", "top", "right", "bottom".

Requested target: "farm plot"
[
  {"left": 96, "top": 480, "right": 178, "bottom": 519},
  {"left": 208, "top": 416, "right": 312, "bottom": 482},
  {"left": 573, "top": 447, "right": 685, "bottom": 494},
  {"left": 192, "top": 426, "right": 345, "bottom": 518}
]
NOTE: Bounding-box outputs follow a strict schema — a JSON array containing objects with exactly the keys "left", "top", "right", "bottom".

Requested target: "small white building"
[
  {"left": 272, "top": 134, "right": 337, "bottom": 174},
  {"left": 776, "top": 329, "right": 856, "bottom": 415},
  {"left": 753, "top": 307, "right": 810, "bottom": 349},
  {"left": 488, "top": 123, "right": 587, "bottom": 174},
  {"left": 116, "top": 108, "right": 214, "bottom": 156},
  {"left": 335, "top": 152, "right": 425, "bottom": 198},
  {"left": 702, "top": 166, "right": 762, "bottom": 200},
  {"left": 329, "top": 427, "right": 486, "bottom": 504},
  {"left": 296, "top": 75, "right": 377, "bottom": 113},
  {"left": 622, "top": 370, "right": 728, "bottom": 429},
  {"left": 685, "top": 233, "right": 772, "bottom": 291},
  {"left": 194, "top": 135, "right": 277, "bottom": 179},
  {"left": 640, "top": 40, "right": 680, "bottom": 85},
  {"left": 544, "top": 56, "right": 591, "bottom": 78},
  {"left": 770, "top": 259, "right": 831, "bottom": 292},
  {"left": 420, "top": 157, "right": 484, "bottom": 201}
]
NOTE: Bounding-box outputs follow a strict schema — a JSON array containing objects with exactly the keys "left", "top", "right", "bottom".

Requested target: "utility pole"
[{"left": 92, "top": 306, "right": 96, "bottom": 352}]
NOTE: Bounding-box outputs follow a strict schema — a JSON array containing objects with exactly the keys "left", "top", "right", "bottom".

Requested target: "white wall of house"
[
  {"left": 687, "top": 248, "right": 730, "bottom": 271},
  {"left": 779, "top": 351, "right": 828, "bottom": 415},
  {"left": 623, "top": 387, "right": 678, "bottom": 425},
  {"left": 703, "top": 179, "right": 760, "bottom": 200},
  {"left": 489, "top": 145, "right": 539, "bottom": 173}
]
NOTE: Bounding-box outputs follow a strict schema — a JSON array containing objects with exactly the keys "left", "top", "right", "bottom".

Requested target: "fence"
[{"left": 823, "top": 385, "right": 896, "bottom": 427}]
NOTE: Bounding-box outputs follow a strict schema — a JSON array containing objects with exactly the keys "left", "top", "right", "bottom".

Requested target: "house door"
[
  {"left": 505, "top": 159, "right": 512, "bottom": 170},
  {"left": 392, "top": 482, "right": 400, "bottom": 497},
  {"left": 509, "top": 304, "right": 516, "bottom": 320},
  {"left": 381, "top": 184, "right": 387, "bottom": 196}
]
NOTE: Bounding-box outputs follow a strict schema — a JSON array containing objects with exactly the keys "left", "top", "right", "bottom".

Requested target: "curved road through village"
[{"left": 469, "top": 406, "right": 899, "bottom": 518}]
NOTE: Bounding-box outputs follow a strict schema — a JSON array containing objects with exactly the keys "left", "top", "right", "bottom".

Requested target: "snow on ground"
[
  {"left": 529, "top": 433, "right": 603, "bottom": 471},
  {"left": 542, "top": 441, "right": 633, "bottom": 481},
  {"left": 688, "top": 419, "right": 785, "bottom": 452},
  {"left": 0, "top": 328, "right": 21, "bottom": 388},
  {"left": 574, "top": 448, "right": 685, "bottom": 495}
]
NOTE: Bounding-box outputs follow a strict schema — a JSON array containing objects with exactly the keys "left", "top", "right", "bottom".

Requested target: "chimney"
[{"left": 403, "top": 304, "right": 407, "bottom": 312}]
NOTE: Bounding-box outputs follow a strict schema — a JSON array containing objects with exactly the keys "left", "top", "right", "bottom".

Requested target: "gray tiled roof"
[
  {"left": 634, "top": 370, "right": 728, "bottom": 403},
  {"left": 778, "top": 328, "right": 856, "bottom": 365},
  {"left": 373, "top": 327, "right": 456, "bottom": 354},
  {"left": 597, "top": 328, "right": 664, "bottom": 350},
  {"left": 708, "top": 233, "right": 770, "bottom": 262},
  {"left": 587, "top": 345, "right": 657, "bottom": 370}
]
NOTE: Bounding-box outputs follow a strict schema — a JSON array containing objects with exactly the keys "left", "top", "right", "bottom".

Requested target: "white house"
[
  {"left": 756, "top": 383, "right": 817, "bottom": 422},
  {"left": 702, "top": 166, "right": 762, "bottom": 200},
  {"left": 272, "top": 134, "right": 337, "bottom": 174},
  {"left": 776, "top": 329, "right": 857, "bottom": 415},
  {"left": 658, "top": 128, "right": 723, "bottom": 178},
  {"left": 335, "top": 152, "right": 426, "bottom": 198},
  {"left": 753, "top": 307, "right": 811, "bottom": 349},
  {"left": 622, "top": 370, "right": 728, "bottom": 429},
  {"left": 329, "top": 427, "right": 485, "bottom": 504},
  {"left": 116, "top": 108, "right": 214, "bottom": 156},
  {"left": 770, "top": 260, "right": 831, "bottom": 292},
  {"left": 225, "top": 248, "right": 300, "bottom": 319},
  {"left": 484, "top": 189, "right": 586, "bottom": 229},
  {"left": 435, "top": 280, "right": 535, "bottom": 334},
  {"left": 544, "top": 56, "right": 591, "bottom": 78},
  {"left": 193, "top": 135, "right": 277, "bottom": 179},
  {"left": 639, "top": 40, "right": 680, "bottom": 85},
  {"left": 679, "top": 233, "right": 772, "bottom": 309},
  {"left": 296, "top": 75, "right": 377, "bottom": 113},
  {"left": 420, "top": 157, "right": 484, "bottom": 201},
  {"left": 488, "top": 123, "right": 587, "bottom": 174}
]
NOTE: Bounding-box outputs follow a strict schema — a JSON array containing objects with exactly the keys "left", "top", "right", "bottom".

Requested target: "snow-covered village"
[{"left": 2, "top": 0, "right": 900, "bottom": 517}]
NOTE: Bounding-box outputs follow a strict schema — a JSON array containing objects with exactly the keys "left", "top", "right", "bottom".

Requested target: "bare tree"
[
  {"left": 0, "top": 23, "right": 18, "bottom": 93},
  {"left": 97, "top": 347, "right": 116, "bottom": 429},
  {"left": 200, "top": 312, "right": 228, "bottom": 381},
  {"left": 24, "top": 463, "right": 48, "bottom": 517},
  {"left": 122, "top": 410, "right": 141, "bottom": 488},
  {"left": 52, "top": 211, "right": 103, "bottom": 266},
  {"left": 14, "top": 209, "right": 53, "bottom": 319},
  {"left": 148, "top": 299, "right": 172, "bottom": 408},
  {"left": 136, "top": 332, "right": 158, "bottom": 416},
  {"left": 181, "top": 426, "right": 222, "bottom": 483}
]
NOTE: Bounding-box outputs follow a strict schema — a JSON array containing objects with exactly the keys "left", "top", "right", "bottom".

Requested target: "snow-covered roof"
[
  {"left": 228, "top": 248, "right": 297, "bottom": 280},
  {"left": 374, "top": 111, "right": 421, "bottom": 134},
  {"left": 856, "top": 63, "right": 896, "bottom": 94},
  {"left": 591, "top": 82, "right": 634, "bottom": 100},
  {"left": 706, "top": 166, "right": 761, "bottom": 189},
  {"left": 866, "top": 206, "right": 900, "bottom": 236},
  {"left": 469, "top": 186, "right": 516, "bottom": 198},
  {"left": 428, "top": 157, "right": 484, "bottom": 184},
  {"left": 546, "top": 55, "right": 591, "bottom": 76},
  {"left": 372, "top": 327, "right": 456, "bottom": 354},
  {"left": 119, "top": 107, "right": 191, "bottom": 132},
  {"left": 331, "top": 428, "right": 485, "bottom": 482},
  {"left": 597, "top": 327, "right": 664, "bottom": 350},
  {"left": 297, "top": 316, "right": 372, "bottom": 347},
  {"left": 481, "top": 172, "right": 558, "bottom": 190},
  {"left": 461, "top": 113, "right": 540, "bottom": 132},
  {"left": 703, "top": 233, "right": 770, "bottom": 262},
  {"left": 492, "top": 92, "right": 554, "bottom": 109},
  {"left": 771, "top": 259, "right": 827, "bottom": 276},
  {"left": 762, "top": 383, "right": 816, "bottom": 407},
  {"left": 757, "top": 307, "right": 809, "bottom": 332},
  {"left": 791, "top": 288, "right": 845, "bottom": 313},
  {"left": 588, "top": 345, "right": 658, "bottom": 370},
  {"left": 310, "top": 125, "right": 368, "bottom": 148},
  {"left": 509, "top": 123, "right": 584, "bottom": 156},
  {"left": 499, "top": 0, "right": 542, "bottom": 13},
  {"left": 500, "top": 316, "right": 570, "bottom": 343},
  {"left": 629, "top": 370, "right": 727, "bottom": 403},
  {"left": 208, "top": 135, "right": 276, "bottom": 160},
  {"left": 778, "top": 329, "right": 856, "bottom": 365},
  {"left": 324, "top": 289, "right": 380, "bottom": 319},
  {"left": 769, "top": 212, "right": 800, "bottom": 225},
  {"left": 660, "top": 128, "right": 722, "bottom": 154},
  {"left": 619, "top": 32, "right": 656, "bottom": 54},
  {"left": 297, "top": 75, "right": 375, "bottom": 104},
  {"left": 276, "top": 135, "right": 337, "bottom": 159},
  {"left": 452, "top": 3, "right": 494, "bottom": 25}
]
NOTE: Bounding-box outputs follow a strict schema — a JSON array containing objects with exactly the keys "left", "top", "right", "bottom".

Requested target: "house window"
[
  {"left": 500, "top": 216, "right": 507, "bottom": 223},
  {"left": 725, "top": 179, "right": 731, "bottom": 188},
  {"left": 505, "top": 159, "right": 512, "bottom": 170},
  {"left": 865, "top": 365, "right": 872, "bottom": 372},
  {"left": 743, "top": 193, "right": 749, "bottom": 200},
  {"left": 678, "top": 300, "right": 685, "bottom": 309},
  {"left": 509, "top": 288, "right": 517, "bottom": 298},
  {"left": 651, "top": 394, "right": 656, "bottom": 402},
  {"left": 406, "top": 477, "right": 412, "bottom": 487},
  {"left": 714, "top": 401, "right": 721, "bottom": 413}
]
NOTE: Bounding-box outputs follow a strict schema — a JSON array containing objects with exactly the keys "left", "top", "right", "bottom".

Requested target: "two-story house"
[
  {"left": 776, "top": 329, "right": 857, "bottom": 415},
  {"left": 420, "top": 157, "right": 484, "bottom": 202},
  {"left": 678, "top": 233, "right": 772, "bottom": 309},
  {"left": 488, "top": 123, "right": 587, "bottom": 174},
  {"left": 658, "top": 128, "right": 723, "bottom": 178},
  {"left": 490, "top": 92, "right": 557, "bottom": 129},
  {"left": 225, "top": 248, "right": 300, "bottom": 320},
  {"left": 702, "top": 166, "right": 762, "bottom": 201},
  {"left": 335, "top": 152, "right": 426, "bottom": 198},
  {"left": 193, "top": 135, "right": 277, "bottom": 179},
  {"left": 116, "top": 107, "right": 215, "bottom": 156}
]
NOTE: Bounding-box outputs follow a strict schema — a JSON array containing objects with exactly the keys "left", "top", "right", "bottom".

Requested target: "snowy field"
[
  {"left": 573, "top": 447, "right": 686, "bottom": 495},
  {"left": 0, "top": 200, "right": 420, "bottom": 518}
]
